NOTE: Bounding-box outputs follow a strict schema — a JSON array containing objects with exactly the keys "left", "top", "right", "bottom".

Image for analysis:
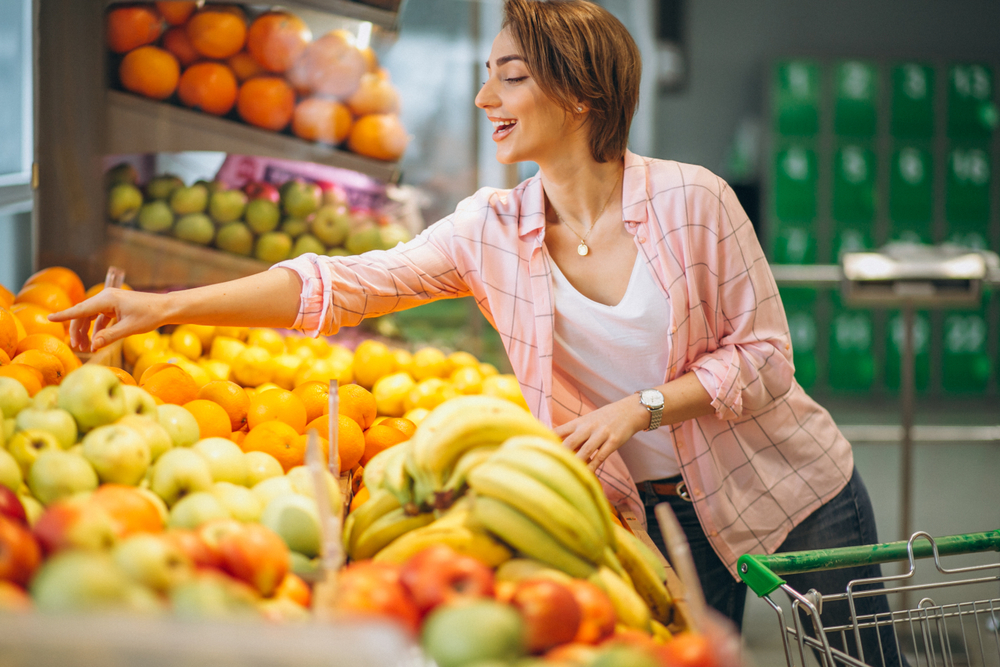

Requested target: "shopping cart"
[{"left": 738, "top": 530, "right": 1000, "bottom": 667}]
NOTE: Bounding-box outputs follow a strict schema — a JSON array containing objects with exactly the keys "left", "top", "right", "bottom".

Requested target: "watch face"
[{"left": 640, "top": 389, "right": 664, "bottom": 409}]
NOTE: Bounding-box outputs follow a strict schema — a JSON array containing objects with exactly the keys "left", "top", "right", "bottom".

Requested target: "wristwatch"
[{"left": 635, "top": 388, "right": 665, "bottom": 431}]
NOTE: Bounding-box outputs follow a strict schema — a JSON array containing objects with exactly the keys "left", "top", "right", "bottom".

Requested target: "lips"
[{"left": 491, "top": 118, "right": 516, "bottom": 141}]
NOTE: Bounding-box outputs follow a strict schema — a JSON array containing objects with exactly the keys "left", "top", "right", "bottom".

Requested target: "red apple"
[
  {"left": 333, "top": 560, "right": 420, "bottom": 635},
  {"left": 398, "top": 544, "right": 495, "bottom": 615},
  {"left": 564, "top": 578, "right": 617, "bottom": 644},
  {"left": 656, "top": 631, "right": 718, "bottom": 667},
  {"left": 89, "top": 484, "right": 164, "bottom": 537},
  {"left": 243, "top": 181, "right": 280, "bottom": 203},
  {"left": 163, "top": 528, "right": 223, "bottom": 570},
  {"left": 509, "top": 577, "right": 582, "bottom": 654},
  {"left": 0, "top": 486, "right": 27, "bottom": 526},
  {"left": 0, "top": 580, "right": 32, "bottom": 612},
  {"left": 195, "top": 518, "right": 244, "bottom": 566},
  {"left": 32, "top": 498, "right": 118, "bottom": 555},
  {"left": 216, "top": 522, "right": 290, "bottom": 597},
  {"left": 0, "top": 515, "right": 42, "bottom": 587}
]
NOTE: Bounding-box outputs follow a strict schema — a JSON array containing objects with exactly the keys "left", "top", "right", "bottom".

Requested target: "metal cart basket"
[{"left": 738, "top": 530, "right": 1000, "bottom": 667}]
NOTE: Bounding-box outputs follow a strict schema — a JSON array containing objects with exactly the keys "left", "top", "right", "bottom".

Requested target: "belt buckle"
[{"left": 675, "top": 480, "right": 692, "bottom": 502}]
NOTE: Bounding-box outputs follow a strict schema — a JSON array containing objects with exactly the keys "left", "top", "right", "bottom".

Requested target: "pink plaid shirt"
[{"left": 276, "top": 150, "right": 854, "bottom": 574}]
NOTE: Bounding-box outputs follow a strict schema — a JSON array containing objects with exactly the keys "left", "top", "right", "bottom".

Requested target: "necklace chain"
[{"left": 552, "top": 176, "right": 619, "bottom": 257}]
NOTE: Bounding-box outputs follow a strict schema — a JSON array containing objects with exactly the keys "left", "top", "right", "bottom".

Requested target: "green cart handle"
[{"left": 738, "top": 529, "right": 1000, "bottom": 598}]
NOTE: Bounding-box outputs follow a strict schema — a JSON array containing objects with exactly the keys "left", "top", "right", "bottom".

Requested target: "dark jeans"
[{"left": 640, "top": 467, "right": 907, "bottom": 667}]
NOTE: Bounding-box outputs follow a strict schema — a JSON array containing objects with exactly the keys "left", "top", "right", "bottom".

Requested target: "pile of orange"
[{"left": 104, "top": 2, "right": 408, "bottom": 161}]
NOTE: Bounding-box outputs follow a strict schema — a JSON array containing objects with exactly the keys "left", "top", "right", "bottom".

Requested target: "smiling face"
[{"left": 475, "top": 29, "right": 586, "bottom": 167}]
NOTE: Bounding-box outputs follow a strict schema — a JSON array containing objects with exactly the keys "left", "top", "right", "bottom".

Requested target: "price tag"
[
  {"left": 774, "top": 60, "right": 820, "bottom": 136},
  {"left": 832, "top": 144, "right": 876, "bottom": 223},
  {"left": 835, "top": 61, "right": 878, "bottom": 137},
  {"left": 889, "top": 146, "right": 933, "bottom": 238},
  {"left": 891, "top": 63, "right": 935, "bottom": 138},
  {"left": 946, "top": 146, "right": 991, "bottom": 225},
  {"left": 948, "top": 64, "right": 994, "bottom": 138}
]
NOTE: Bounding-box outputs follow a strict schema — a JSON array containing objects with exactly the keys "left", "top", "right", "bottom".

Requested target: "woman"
[{"left": 54, "top": 1, "right": 900, "bottom": 662}]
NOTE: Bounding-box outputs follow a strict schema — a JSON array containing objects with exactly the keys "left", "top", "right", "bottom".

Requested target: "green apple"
[
  {"left": 253, "top": 231, "right": 293, "bottom": 263},
  {"left": 7, "top": 429, "right": 62, "bottom": 478},
  {"left": 211, "top": 481, "right": 263, "bottom": 522},
  {"left": 345, "top": 224, "right": 387, "bottom": 255},
  {"left": 215, "top": 221, "right": 255, "bottom": 256},
  {"left": 58, "top": 365, "right": 126, "bottom": 432},
  {"left": 192, "top": 437, "right": 247, "bottom": 485},
  {"left": 0, "top": 448, "right": 23, "bottom": 492},
  {"left": 113, "top": 533, "right": 193, "bottom": 593},
  {"left": 243, "top": 451, "right": 283, "bottom": 487},
  {"left": 122, "top": 384, "right": 158, "bottom": 417},
  {"left": 31, "top": 385, "right": 60, "bottom": 410},
  {"left": 285, "top": 465, "right": 342, "bottom": 514},
  {"left": 259, "top": 493, "right": 321, "bottom": 558},
  {"left": 208, "top": 188, "right": 247, "bottom": 224},
  {"left": 251, "top": 476, "right": 296, "bottom": 508},
  {"left": 244, "top": 198, "right": 281, "bottom": 235},
  {"left": 310, "top": 204, "right": 351, "bottom": 247},
  {"left": 107, "top": 183, "right": 144, "bottom": 224},
  {"left": 18, "top": 493, "right": 43, "bottom": 526},
  {"left": 291, "top": 233, "right": 326, "bottom": 258},
  {"left": 15, "top": 407, "right": 78, "bottom": 450},
  {"left": 280, "top": 179, "right": 321, "bottom": 219},
  {"left": 28, "top": 450, "right": 99, "bottom": 506},
  {"left": 288, "top": 550, "right": 321, "bottom": 580},
  {"left": 168, "top": 491, "right": 231, "bottom": 529},
  {"left": 173, "top": 213, "right": 215, "bottom": 245},
  {"left": 137, "top": 200, "right": 174, "bottom": 234},
  {"left": 279, "top": 216, "right": 308, "bottom": 239},
  {"left": 156, "top": 403, "right": 200, "bottom": 448},
  {"left": 82, "top": 424, "right": 152, "bottom": 486},
  {"left": 169, "top": 570, "right": 260, "bottom": 620},
  {"left": 0, "top": 377, "right": 30, "bottom": 419},
  {"left": 117, "top": 414, "right": 173, "bottom": 462},
  {"left": 151, "top": 448, "right": 213, "bottom": 506},
  {"left": 30, "top": 550, "right": 161, "bottom": 614},
  {"left": 145, "top": 174, "right": 184, "bottom": 201},
  {"left": 380, "top": 222, "right": 413, "bottom": 248},
  {"left": 169, "top": 183, "right": 209, "bottom": 215},
  {"left": 421, "top": 599, "right": 526, "bottom": 667}
]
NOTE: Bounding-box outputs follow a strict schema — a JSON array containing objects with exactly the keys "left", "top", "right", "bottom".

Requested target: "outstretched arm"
[{"left": 49, "top": 268, "right": 303, "bottom": 352}]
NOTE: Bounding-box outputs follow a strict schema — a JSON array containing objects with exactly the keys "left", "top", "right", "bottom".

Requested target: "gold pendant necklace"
[{"left": 552, "top": 176, "right": 619, "bottom": 257}]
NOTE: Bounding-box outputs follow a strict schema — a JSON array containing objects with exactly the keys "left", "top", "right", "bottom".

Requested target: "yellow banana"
[
  {"left": 349, "top": 506, "right": 435, "bottom": 561},
  {"left": 467, "top": 461, "right": 605, "bottom": 563},
  {"left": 378, "top": 442, "right": 418, "bottom": 513},
  {"left": 343, "top": 487, "right": 401, "bottom": 556},
  {"left": 362, "top": 444, "right": 398, "bottom": 491},
  {"left": 501, "top": 435, "right": 616, "bottom": 548},
  {"left": 429, "top": 444, "right": 499, "bottom": 509},
  {"left": 588, "top": 565, "right": 652, "bottom": 632},
  {"left": 612, "top": 523, "right": 674, "bottom": 625},
  {"left": 495, "top": 558, "right": 573, "bottom": 585},
  {"left": 470, "top": 494, "right": 596, "bottom": 579},
  {"left": 373, "top": 523, "right": 512, "bottom": 567}
]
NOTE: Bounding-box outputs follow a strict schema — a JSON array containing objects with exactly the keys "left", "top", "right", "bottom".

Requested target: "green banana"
[
  {"left": 588, "top": 565, "right": 652, "bottom": 632},
  {"left": 373, "top": 522, "right": 512, "bottom": 567},
  {"left": 612, "top": 523, "right": 674, "bottom": 625},
  {"left": 343, "top": 488, "right": 401, "bottom": 556},
  {"left": 501, "top": 435, "right": 616, "bottom": 548},
  {"left": 470, "top": 494, "right": 596, "bottom": 579},
  {"left": 430, "top": 444, "right": 498, "bottom": 509},
  {"left": 362, "top": 444, "right": 397, "bottom": 491},
  {"left": 378, "top": 442, "right": 418, "bottom": 513},
  {"left": 349, "top": 506, "right": 435, "bottom": 561},
  {"left": 467, "top": 461, "right": 605, "bottom": 563}
]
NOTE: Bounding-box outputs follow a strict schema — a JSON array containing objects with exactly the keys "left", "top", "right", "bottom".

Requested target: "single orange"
[
  {"left": 22, "top": 267, "right": 86, "bottom": 306},
  {"left": 0, "top": 283, "right": 14, "bottom": 309},
  {"left": 292, "top": 97, "right": 353, "bottom": 145},
  {"left": 246, "top": 387, "right": 307, "bottom": 433},
  {"left": 305, "top": 413, "right": 364, "bottom": 474},
  {"left": 274, "top": 572, "right": 311, "bottom": 608},
  {"left": 291, "top": 381, "right": 329, "bottom": 425},
  {"left": 139, "top": 361, "right": 181, "bottom": 385},
  {"left": 186, "top": 9, "right": 247, "bottom": 60},
  {"left": 286, "top": 30, "right": 366, "bottom": 98},
  {"left": 10, "top": 303, "right": 65, "bottom": 339},
  {"left": 183, "top": 399, "right": 233, "bottom": 439},
  {"left": 345, "top": 71, "right": 401, "bottom": 116},
  {"left": 155, "top": 1, "right": 198, "bottom": 26},
  {"left": 89, "top": 484, "right": 164, "bottom": 536},
  {"left": 106, "top": 6, "right": 164, "bottom": 54},
  {"left": 338, "top": 383, "right": 377, "bottom": 430},
  {"left": 197, "top": 380, "right": 250, "bottom": 432},
  {"left": 377, "top": 417, "right": 416, "bottom": 439},
  {"left": 119, "top": 45, "right": 180, "bottom": 101},
  {"left": 178, "top": 61, "right": 238, "bottom": 115},
  {"left": 246, "top": 12, "right": 311, "bottom": 74},
  {"left": 240, "top": 420, "right": 302, "bottom": 472},
  {"left": 0, "top": 307, "right": 17, "bottom": 359},
  {"left": 14, "top": 282, "right": 72, "bottom": 314},
  {"left": 15, "top": 333, "right": 82, "bottom": 375},
  {"left": 236, "top": 76, "right": 295, "bottom": 131},
  {"left": 0, "top": 364, "right": 44, "bottom": 397},
  {"left": 226, "top": 51, "right": 264, "bottom": 82},
  {"left": 141, "top": 364, "right": 199, "bottom": 405},
  {"left": 162, "top": 25, "right": 202, "bottom": 67},
  {"left": 107, "top": 366, "right": 138, "bottom": 386},
  {"left": 360, "top": 423, "right": 410, "bottom": 467},
  {"left": 348, "top": 114, "right": 409, "bottom": 162},
  {"left": 294, "top": 432, "right": 334, "bottom": 471},
  {"left": 349, "top": 485, "right": 370, "bottom": 513},
  {"left": 12, "top": 350, "right": 65, "bottom": 386}
]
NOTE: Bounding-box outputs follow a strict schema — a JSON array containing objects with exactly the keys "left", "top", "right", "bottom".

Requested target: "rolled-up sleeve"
[{"left": 685, "top": 181, "right": 794, "bottom": 420}]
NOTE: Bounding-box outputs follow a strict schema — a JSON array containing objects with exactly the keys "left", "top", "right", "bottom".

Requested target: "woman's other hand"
[
  {"left": 554, "top": 394, "right": 648, "bottom": 471},
  {"left": 48, "top": 288, "right": 164, "bottom": 352}
]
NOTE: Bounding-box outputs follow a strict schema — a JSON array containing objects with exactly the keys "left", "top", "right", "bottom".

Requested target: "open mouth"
[{"left": 491, "top": 118, "right": 517, "bottom": 140}]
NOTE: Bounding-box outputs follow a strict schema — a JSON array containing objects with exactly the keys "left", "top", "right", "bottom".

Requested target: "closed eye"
[{"left": 503, "top": 77, "right": 527, "bottom": 84}]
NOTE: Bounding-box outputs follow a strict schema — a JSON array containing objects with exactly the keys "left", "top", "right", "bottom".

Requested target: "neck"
[{"left": 539, "top": 156, "right": 624, "bottom": 230}]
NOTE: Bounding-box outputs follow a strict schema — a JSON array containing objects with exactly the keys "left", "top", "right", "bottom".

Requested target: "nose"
[{"left": 475, "top": 76, "right": 496, "bottom": 110}]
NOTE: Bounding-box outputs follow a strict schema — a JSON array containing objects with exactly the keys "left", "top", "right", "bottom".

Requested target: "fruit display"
[
  {"left": 105, "top": 164, "right": 414, "bottom": 263},
  {"left": 106, "top": 3, "right": 409, "bottom": 162}
]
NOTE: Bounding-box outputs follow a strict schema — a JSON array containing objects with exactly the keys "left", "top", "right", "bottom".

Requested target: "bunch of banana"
[
  {"left": 610, "top": 523, "right": 675, "bottom": 627},
  {"left": 342, "top": 487, "right": 435, "bottom": 561},
  {"left": 589, "top": 565, "right": 652, "bottom": 631},
  {"left": 372, "top": 496, "right": 512, "bottom": 567},
  {"left": 404, "top": 396, "right": 561, "bottom": 510}
]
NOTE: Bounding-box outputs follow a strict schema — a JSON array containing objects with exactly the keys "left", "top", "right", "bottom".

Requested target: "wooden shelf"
[
  {"left": 102, "top": 224, "right": 273, "bottom": 289},
  {"left": 106, "top": 90, "right": 402, "bottom": 184}
]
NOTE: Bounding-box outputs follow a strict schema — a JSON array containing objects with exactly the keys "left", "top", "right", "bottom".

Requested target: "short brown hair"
[{"left": 502, "top": 0, "right": 642, "bottom": 163}]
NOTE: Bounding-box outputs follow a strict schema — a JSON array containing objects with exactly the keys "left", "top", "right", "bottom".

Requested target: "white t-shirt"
[{"left": 549, "top": 254, "right": 678, "bottom": 481}]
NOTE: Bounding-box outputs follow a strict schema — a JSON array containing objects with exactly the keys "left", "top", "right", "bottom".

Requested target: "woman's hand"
[
  {"left": 49, "top": 288, "right": 166, "bottom": 352},
  {"left": 554, "top": 395, "right": 649, "bottom": 471}
]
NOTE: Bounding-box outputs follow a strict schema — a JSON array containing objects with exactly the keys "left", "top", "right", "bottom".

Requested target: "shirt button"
[
  {"left": 709, "top": 530, "right": 718, "bottom": 537},
  {"left": 693, "top": 489, "right": 704, "bottom": 499},
  {"left": 638, "top": 237, "right": 647, "bottom": 243}
]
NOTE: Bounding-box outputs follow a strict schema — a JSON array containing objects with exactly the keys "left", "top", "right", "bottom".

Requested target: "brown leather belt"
[{"left": 644, "top": 478, "right": 692, "bottom": 502}]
